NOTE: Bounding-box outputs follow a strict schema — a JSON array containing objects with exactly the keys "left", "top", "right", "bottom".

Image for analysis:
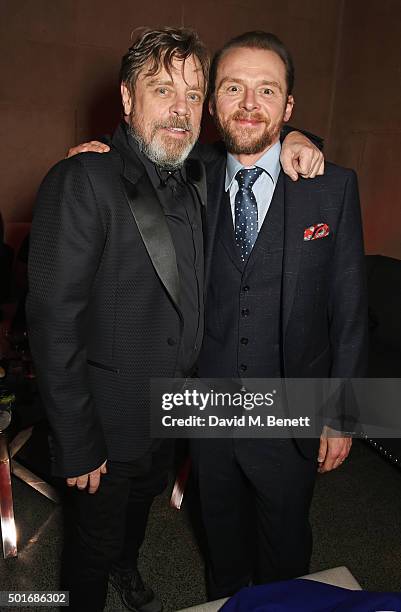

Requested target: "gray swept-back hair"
[{"left": 120, "top": 27, "right": 209, "bottom": 95}]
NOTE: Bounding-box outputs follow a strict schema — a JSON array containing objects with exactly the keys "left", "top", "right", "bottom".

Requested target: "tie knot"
[{"left": 235, "top": 167, "right": 264, "bottom": 190}]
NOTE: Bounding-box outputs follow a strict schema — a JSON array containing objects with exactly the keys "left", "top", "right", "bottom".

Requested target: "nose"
[
  {"left": 170, "top": 92, "right": 190, "bottom": 117},
  {"left": 240, "top": 87, "right": 259, "bottom": 112}
]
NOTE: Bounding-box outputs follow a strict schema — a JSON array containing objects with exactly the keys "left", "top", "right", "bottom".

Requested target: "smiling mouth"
[
  {"left": 235, "top": 119, "right": 263, "bottom": 127},
  {"left": 162, "top": 126, "right": 191, "bottom": 136}
]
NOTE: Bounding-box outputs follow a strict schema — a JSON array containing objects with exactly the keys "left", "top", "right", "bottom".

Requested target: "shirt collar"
[{"left": 225, "top": 140, "right": 281, "bottom": 192}]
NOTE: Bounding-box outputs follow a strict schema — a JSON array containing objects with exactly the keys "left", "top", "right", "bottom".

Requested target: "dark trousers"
[
  {"left": 61, "top": 441, "right": 173, "bottom": 611},
  {"left": 191, "top": 438, "right": 317, "bottom": 600}
]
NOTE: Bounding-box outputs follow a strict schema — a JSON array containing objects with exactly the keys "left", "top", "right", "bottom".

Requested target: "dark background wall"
[{"left": 1, "top": 0, "right": 400, "bottom": 258}]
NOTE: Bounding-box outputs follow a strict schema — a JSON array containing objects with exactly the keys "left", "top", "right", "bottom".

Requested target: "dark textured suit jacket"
[
  {"left": 27, "top": 123, "right": 206, "bottom": 478},
  {"left": 199, "top": 146, "right": 368, "bottom": 455}
]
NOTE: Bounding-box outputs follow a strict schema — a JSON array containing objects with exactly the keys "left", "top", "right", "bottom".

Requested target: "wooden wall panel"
[
  {"left": 328, "top": 0, "right": 401, "bottom": 258},
  {"left": 1, "top": 0, "right": 400, "bottom": 255},
  {"left": 0, "top": 0, "right": 340, "bottom": 221}
]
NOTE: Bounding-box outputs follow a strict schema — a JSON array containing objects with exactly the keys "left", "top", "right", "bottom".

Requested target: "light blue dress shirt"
[{"left": 225, "top": 141, "right": 281, "bottom": 231}]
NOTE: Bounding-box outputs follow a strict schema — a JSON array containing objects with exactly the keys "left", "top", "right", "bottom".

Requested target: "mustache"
[
  {"left": 155, "top": 117, "right": 193, "bottom": 132},
  {"left": 230, "top": 110, "right": 268, "bottom": 123}
]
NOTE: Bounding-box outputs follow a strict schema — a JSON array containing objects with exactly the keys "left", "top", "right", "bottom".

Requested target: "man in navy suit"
[{"left": 194, "top": 31, "right": 367, "bottom": 599}]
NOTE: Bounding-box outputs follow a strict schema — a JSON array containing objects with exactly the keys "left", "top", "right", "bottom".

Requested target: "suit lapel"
[
  {"left": 244, "top": 172, "right": 285, "bottom": 277},
  {"left": 282, "top": 175, "right": 305, "bottom": 334},
  {"left": 218, "top": 190, "right": 244, "bottom": 272},
  {"left": 121, "top": 170, "right": 181, "bottom": 312},
  {"left": 186, "top": 157, "right": 207, "bottom": 208},
  {"left": 204, "top": 155, "right": 233, "bottom": 287},
  {"left": 112, "top": 124, "right": 181, "bottom": 311},
  {"left": 186, "top": 157, "right": 208, "bottom": 292}
]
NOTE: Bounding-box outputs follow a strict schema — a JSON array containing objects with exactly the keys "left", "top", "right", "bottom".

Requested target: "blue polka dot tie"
[{"left": 234, "top": 167, "right": 264, "bottom": 261}]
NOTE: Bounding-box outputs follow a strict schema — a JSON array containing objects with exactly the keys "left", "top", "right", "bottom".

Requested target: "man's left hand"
[
  {"left": 317, "top": 426, "right": 352, "bottom": 474},
  {"left": 281, "top": 131, "right": 324, "bottom": 181}
]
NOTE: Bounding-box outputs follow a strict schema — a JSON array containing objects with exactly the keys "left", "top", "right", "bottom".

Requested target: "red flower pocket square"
[{"left": 303, "top": 223, "right": 330, "bottom": 241}]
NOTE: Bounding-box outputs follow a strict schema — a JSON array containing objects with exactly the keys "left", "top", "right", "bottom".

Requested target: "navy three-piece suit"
[{"left": 193, "top": 144, "right": 368, "bottom": 597}]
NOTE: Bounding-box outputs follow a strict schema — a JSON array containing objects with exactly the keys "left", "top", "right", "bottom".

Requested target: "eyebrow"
[
  {"left": 218, "top": 76, "right": 283, "bottom": 92},
  {"left": 146, "top": 78, "right": 204, "bottom": 92},
  {"left": 146, "top": 78, "right": 173, "bottom": 87}
]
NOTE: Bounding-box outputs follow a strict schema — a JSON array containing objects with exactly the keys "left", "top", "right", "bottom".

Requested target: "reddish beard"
[{"left": 215, "top": 109, "right": 284, "bottom": 156}]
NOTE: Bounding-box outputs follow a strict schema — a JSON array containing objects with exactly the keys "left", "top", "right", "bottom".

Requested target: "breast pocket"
[{"left": 301, "top": 235, "right": 333, "bottom": 270}]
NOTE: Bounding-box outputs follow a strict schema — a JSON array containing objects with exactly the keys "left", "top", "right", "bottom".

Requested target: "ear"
[
  {"left": 208, "top": 97, "right": 215, "bottom": 117},
  {"left": 283, "top": 94, "right": 294, "bottom": 123},
  {"left": 120, "top": 82, "right": 132, "bottom": 116}
]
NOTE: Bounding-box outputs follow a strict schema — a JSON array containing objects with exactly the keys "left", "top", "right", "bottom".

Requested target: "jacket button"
[
  {"left": 240, "top": 337, "right": 249, "bottom": 345},
  {"left": 240, "top": 364, "right": 247, "bottom": 372},
  {"left": 167, "top": 337, "right": 176, "bottom": 346},
  {"left": 242, "top": 285, "right": 250, "bottom": 292},
  {"left": 241, "top": 308, "right": 249, "bottom": 317}
]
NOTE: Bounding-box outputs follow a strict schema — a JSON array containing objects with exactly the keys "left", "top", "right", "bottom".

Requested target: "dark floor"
[{"left": 1, "top": 439, "right": 401, "bottom": 612}]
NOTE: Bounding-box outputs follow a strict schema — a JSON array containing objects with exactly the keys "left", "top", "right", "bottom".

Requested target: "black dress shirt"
[{"left": 126, "top": 130, "right": 204, "bottom": 375}]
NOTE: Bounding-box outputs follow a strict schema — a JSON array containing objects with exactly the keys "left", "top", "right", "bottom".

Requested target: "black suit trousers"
[
  {"left": 61, "top": 440, "right": 173, "bottom": 611},
  {"left": 191, "top": 438, "right": 317, "bottom": 599}
]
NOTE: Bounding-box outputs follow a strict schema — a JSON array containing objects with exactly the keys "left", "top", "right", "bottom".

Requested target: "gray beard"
[{"left": 127, "top": 123, "right": 195, "bottom": 171}]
